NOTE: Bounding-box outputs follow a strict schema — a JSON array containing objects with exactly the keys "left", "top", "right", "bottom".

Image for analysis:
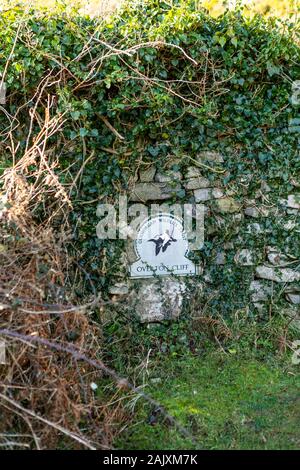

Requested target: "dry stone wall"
[{"left": 107, "top": 151, "right": 300, "bottom": 323}]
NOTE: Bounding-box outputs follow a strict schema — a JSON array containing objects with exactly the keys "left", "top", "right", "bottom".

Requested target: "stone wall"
[{"left": 108, "top": 151, "right": 299, "bottom": 323}]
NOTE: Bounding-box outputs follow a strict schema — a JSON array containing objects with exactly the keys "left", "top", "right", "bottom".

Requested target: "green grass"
[{"left": 116, "top": 353, "right": 300, "bottom": 450}]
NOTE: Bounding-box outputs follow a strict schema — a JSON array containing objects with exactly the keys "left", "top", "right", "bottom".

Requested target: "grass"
[{"left": 116, "top": 352, "right": 300, "bottom": 450}]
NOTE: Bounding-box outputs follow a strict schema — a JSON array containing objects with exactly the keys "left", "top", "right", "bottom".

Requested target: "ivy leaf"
[
  {"left": 231, "top": 37, "right": 238, "bottom": 47},
  {"left": 267, "top": 61, "right": 280, "bottom": 77},
  {"left": 147, "top": 146, "right": 159, "bottom": 157},
  {"left": 219, "top": 36, "right": 226, "bottom": 47},
  {"left": 71, "top": 111, "right": 80, "bottom": 120},
  {"left": 79, "top": 128, "right": 88, "bottom": 138}
]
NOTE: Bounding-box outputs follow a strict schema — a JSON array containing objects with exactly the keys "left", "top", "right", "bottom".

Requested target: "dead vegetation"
[{"left": 0, "top": 96, "right": 132, "bottom": 449}]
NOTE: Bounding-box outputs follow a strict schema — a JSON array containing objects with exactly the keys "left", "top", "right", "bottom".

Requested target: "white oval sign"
[{"left": 129, "top": 213, "right": 199, "bottom": 278}]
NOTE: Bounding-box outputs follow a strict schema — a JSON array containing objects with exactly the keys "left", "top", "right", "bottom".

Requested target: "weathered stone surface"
[
  {"left": 155, "top": 170, "right": 182, "bottom": 183},
  {"left": 287, "top": 194, "right": 300, "bottom": 209},
  {"left": 109, "top": 283, "right": 129, "bottom": 296},
  {"left": 261, "top": 181, "right": 271, "bottom": 193},
  {"left": 290, "top": 178, "right": 300, "bottom": 188},
  {"left": 197, "top": 151, "right": 224, "bottom": 163},
  {"left": 287, "top": 208, "right": 299, "bottom": 216},
  {"left": 266, "top": 247, "right": 290, "bottom": 266},
  {"left": 129, "top": 182, "right": 181, "bottom": 201},
  {"left": 215, "top": 251, "right": 226, "bottom": 265},
  {"left": 184, "top": 177, "right": 210, "bottom": 190},
  {"left": 246, "top": 223, "right": 264, "bottom": 234},
  {"left": 223, "top": 242, "right": 234, "bottom": 250},
  {"left": 139, "top": 167, "right": 156, "bottom": 182},
  {"left": 126, "top": 242, "right": 139, "bottom": 263},
  {"left": 234, "top": 249, "right": 255, "bottom": 266},
  {"left": 203, "top": 273, "right": 213, "bottom": 284},
  {"left": 214, "top": 197, "right": 240, "bottom": 213},
  {"left": 132, "top": 279, "right": 186, "bottom": 322},
  {"left": 186, "top": 166, "right": 202, "bottom": 178},
  {"left": 250, "top": 281, "right": 272, "bottom": 302},
  {"left": 286, "top": 293, "right": 300, "bottom": 304},
  {"left": 232, "top": 213, "right": 243, "bottom": 224},
  {"left": 255, "top": 266, "right": 300, "bottom": 283},
  {"left": 244, "top": 206, "right": 259, "bottom": 218},
  {"left": 194, "top": 188, "right": 223, "bottom": 202},
  {"left": 283, "top": 220, "right": 297, "bottom": 231}
]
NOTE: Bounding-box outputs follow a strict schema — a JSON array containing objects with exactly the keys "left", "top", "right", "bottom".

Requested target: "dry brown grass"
[{"left": 0, "top": 98, "right": 131, "bottom": 448}]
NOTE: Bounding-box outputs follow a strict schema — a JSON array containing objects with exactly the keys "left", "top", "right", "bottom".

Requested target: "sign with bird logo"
[{"left": 129, "top": 213, "right": 199, "bottom": 278}]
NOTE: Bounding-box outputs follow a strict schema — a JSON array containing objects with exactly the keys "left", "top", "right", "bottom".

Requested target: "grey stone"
[
  {"left": 234, "top": 249, "right": 255, "bottom": 266},
  {"left": 246, "top": 223, "right": 263, "bottom": 234},
  {"left": 284, "top": 285, "right": 300, "bottom": 294},
  {"left": 286, "top": 293, "right": 300, "bottom": 305},
  {"left": 244, "top": 206, "right": 259, "bottom": 218},
  {"left": 215, "top": 251, "right": 226, "bottom": 265},
  {"left": 154, "top": 172, "right": 172, "bottom": 182},
  {"left": 132, "top": 279, "right": 186, "bottom": 322},
  {"left": 184, "top": 177, "right": 210, "bottom": 190},
  {"left": 139, "top": 167, "right": 156, "bottom": 182},
  {"left": 261, "top": 181, "right": 271, "bottom": 193},
  {"left": 255, "top": 266, "right": 300, "bottom": 283},
  {"left": 266, "top": 248, "right": 290, "bottom": 266},
  {"left": 194, "top": 188, "right": 223, "bottom": 202},
  {"left": 214, "top": 197, "right": 240, "bottom": 213},
  {"left": 250, "top": 281, "right": 272, "bottom": 302},
  {"left": 203, "top": 273, "right": 213, "bottom": 283},
  {"left": 155, "top": 170, "right": 182, "bottom": 183},
  {"left": 109, "top": 283, "right": 129, "bottom": 296},
  {"left": 186, "top": 166, "right": 202, "bottom": 178},
  {"left": 129, "top": 182, "right": 181, "bottom": 202},
  {"left": 126, "top": 242, "right": 139, "bottom": 263},
  {"left": 286, "top": 208, "right": 299, "bottom": 215},
  {"left": 283, "top": 221, "right": 297, "bottom": 231},
  {"left": 197, "top": 151, "right": 224, "bottom": 163},
  {"left": 287, "top": 194, "right": 300, "bottom": 209},
  {"left": 232, "top": 213, "right": 243, "bottom": 223},
  {"left": 223, "top": 242, "right": 234, "bottom": 250}
]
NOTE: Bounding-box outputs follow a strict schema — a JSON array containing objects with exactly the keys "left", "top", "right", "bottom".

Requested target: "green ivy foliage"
[{"left": 0, "top": 0, "right": 299, "bottom": 315}]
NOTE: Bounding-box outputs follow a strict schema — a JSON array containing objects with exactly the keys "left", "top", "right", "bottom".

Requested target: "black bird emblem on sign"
[{"left": 148, "top": 229, "right": 177, "bottom": 256}]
